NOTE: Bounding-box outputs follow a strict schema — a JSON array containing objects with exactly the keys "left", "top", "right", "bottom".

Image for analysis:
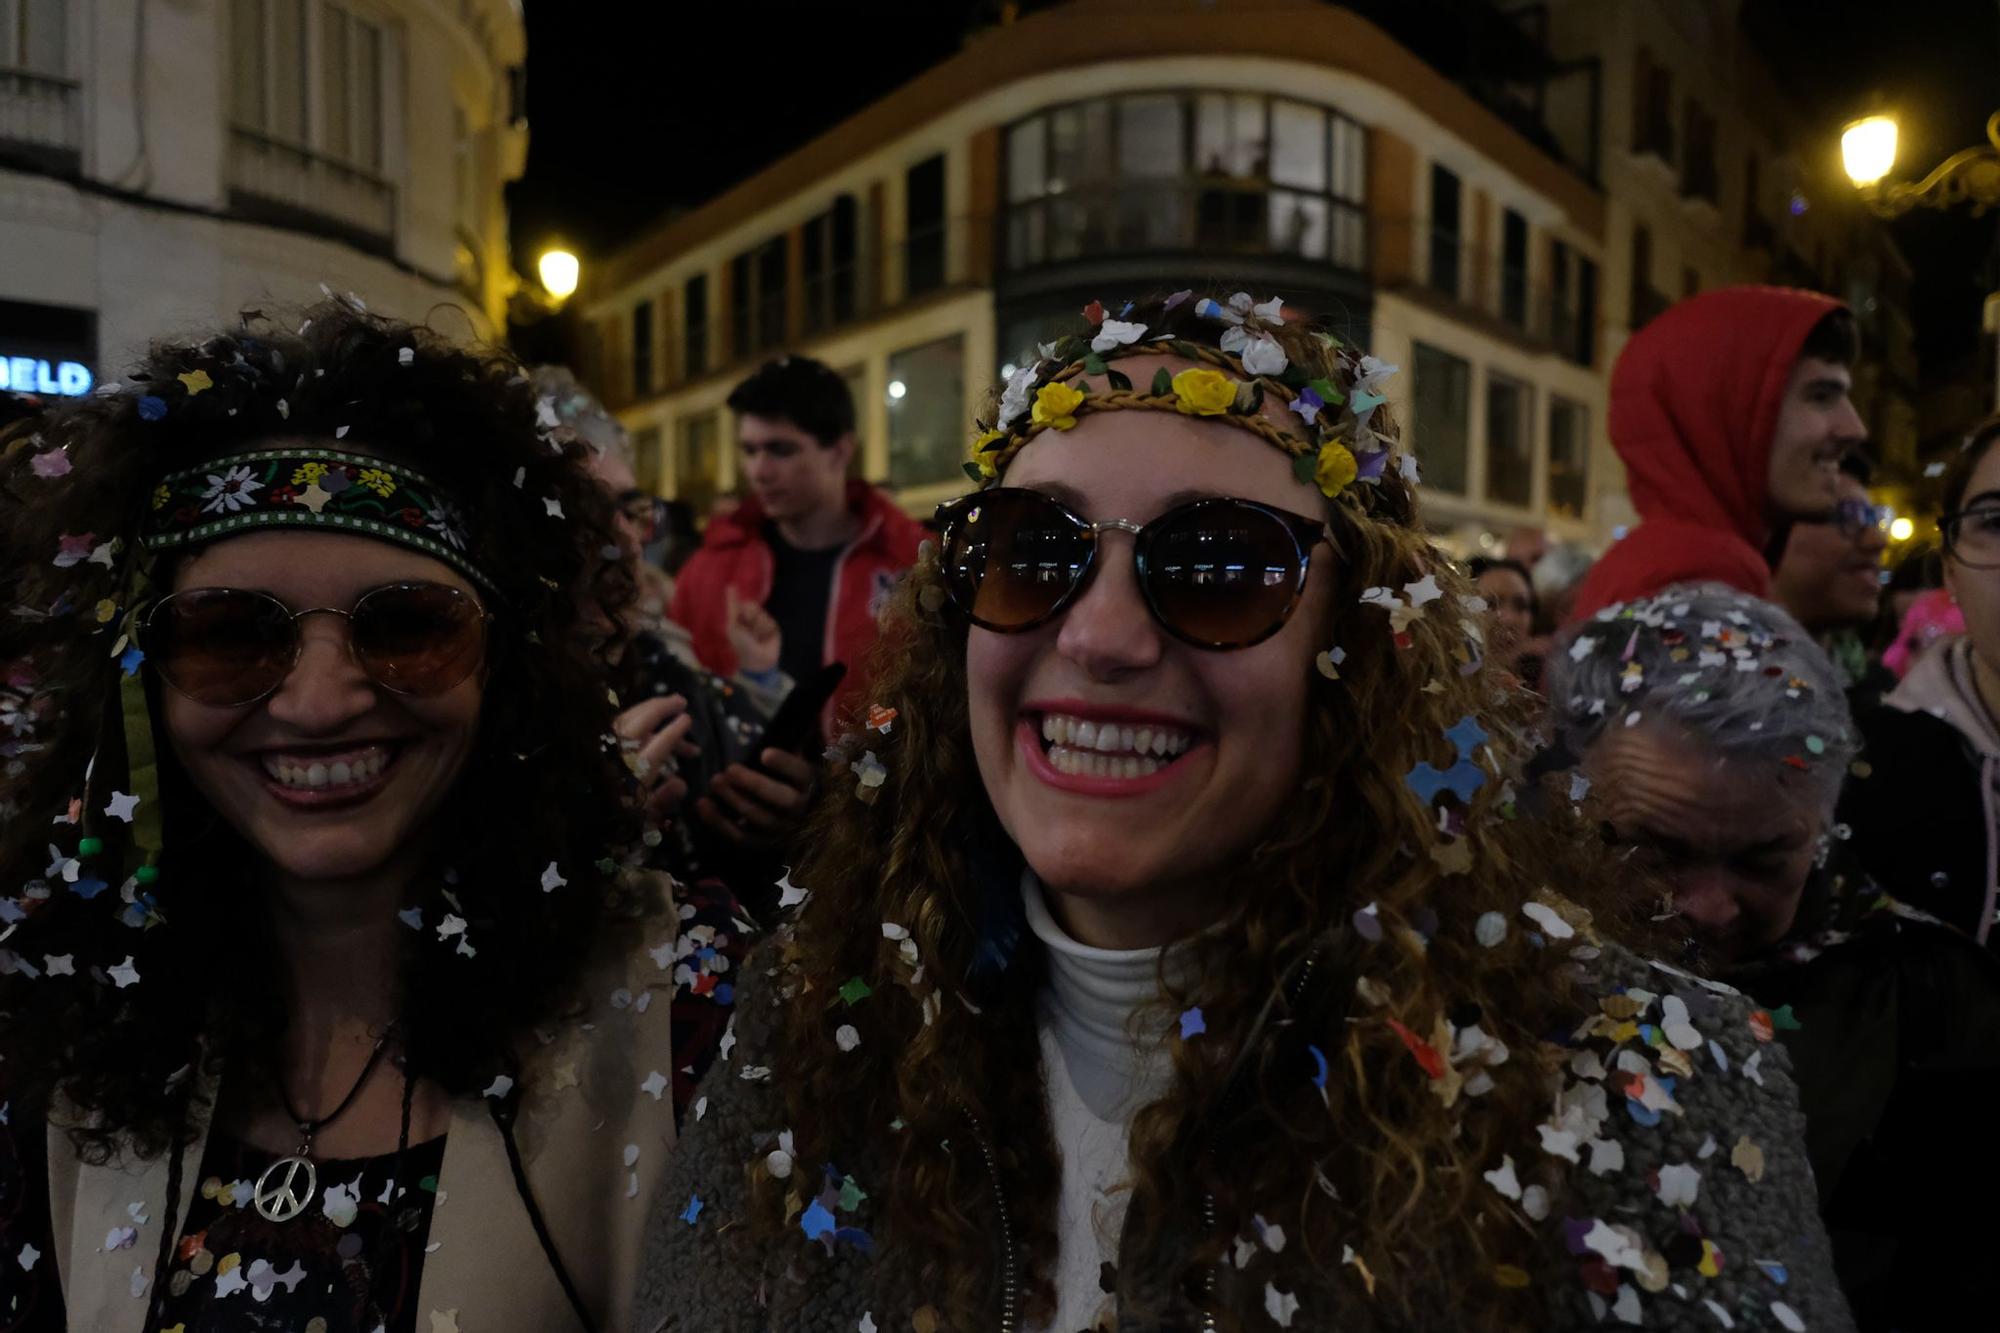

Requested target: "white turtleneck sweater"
[{"left": 1021, "top": 876, "right": 1178, "bottom": 1333}]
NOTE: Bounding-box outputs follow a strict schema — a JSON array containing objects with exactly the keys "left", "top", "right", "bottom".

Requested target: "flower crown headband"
[{"left": 966, "top": 291, "right": 1413, "bottom": 514}]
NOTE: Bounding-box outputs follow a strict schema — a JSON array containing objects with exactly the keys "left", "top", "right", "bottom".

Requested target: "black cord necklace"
[{"left": 252, "top": 1033, "right": 392, "bottom": 1223}]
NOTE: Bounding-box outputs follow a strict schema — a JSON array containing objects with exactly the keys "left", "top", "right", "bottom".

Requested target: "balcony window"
[
  {"left": 1548, "top": 396, "right": 1589, "bottom": 519},
  {"left": 1429, "top": 164, "right": 1462, "bottom": 301},
  {"left": 1004, "top": 90, "right": 1366, "bottom": 273},
  {"left": 227, "top": 0, "right": 395, "bottom": 248},
  {"left": 0, "top": 0, "right": 75, "bottom": 164},
  {"left": 631, "top": 301, "right": 654, "bottom": 399},
  {"left": 1680, "top": 101, "right": 1718, "bottom": 203},
  {"left": 1500, "top": 209, "right": 1529, "bottom": 328},
  {"left": 1412, "top": 342, "right": 1470, "bottom": 496},
  {"left": 803, "top": 195, "right": 861, "bottom": 334},
  {"left": 886, "top": 335, "right": 965, "bottom": 487},
  {"left": 1632, "top": 47, "right": 1674, "bottom": 162},
  {"left": 683, "top": 274, "right": 709, "bottom": 379},
  {"left": 1485, "top": 373, "right": 1533, "bottom": 509},
  {"left": 905, "top": 154, "right": 947, "bottom": 298},
  {"left": 730, "top": 239, "right": 787, "bottom": 360},
  {"left": 632, "top": 425, "right": 663, "bottom": 496}
]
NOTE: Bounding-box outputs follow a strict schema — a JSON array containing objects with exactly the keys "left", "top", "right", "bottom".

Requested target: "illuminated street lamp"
[
  {"left": 1841, "top": 110, "right": 2000, "bottom": 216},
  {"left": 537, "top": 248, "right": 581, "bottom": 303}
]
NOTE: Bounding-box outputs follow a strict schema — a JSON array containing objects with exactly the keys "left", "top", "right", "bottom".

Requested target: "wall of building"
[{"left": 0, "top": 0, "right": 523, "bottom": 391}]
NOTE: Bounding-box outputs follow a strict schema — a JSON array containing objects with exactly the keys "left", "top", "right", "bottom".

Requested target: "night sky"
[{"left": 507, "top": 0, "right": 2000, "bottom": 380}]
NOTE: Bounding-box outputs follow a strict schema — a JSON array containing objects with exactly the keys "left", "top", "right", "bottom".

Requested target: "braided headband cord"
[{"left": 140, "top": 446, "right": 496, "bottom": 593}]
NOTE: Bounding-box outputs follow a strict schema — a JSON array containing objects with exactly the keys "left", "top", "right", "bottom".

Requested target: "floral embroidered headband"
[
  {"left": 967, "top": 291, "right": 1412, "bottom": 515},
  {"left": 141, "top": 446, "right": 494, "bottom": 592}
]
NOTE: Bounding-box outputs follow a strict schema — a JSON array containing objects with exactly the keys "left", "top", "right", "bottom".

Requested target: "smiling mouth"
[
  {"left": 252, "top": 742, "right": 407, "bottom": 806},
  {"left": 1031, "top": 711, "right": 1198, "bottom": 780}
]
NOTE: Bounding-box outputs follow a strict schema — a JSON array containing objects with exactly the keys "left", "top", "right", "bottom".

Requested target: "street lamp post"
[{"left": 1842, "top": 110, "right": 2000, "bottom": 410}]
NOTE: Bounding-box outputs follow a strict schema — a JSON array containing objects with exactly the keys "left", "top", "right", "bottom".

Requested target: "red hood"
[
  {"left": 700, "top": 479, "right": 916, "bottom": 552},
  {"left": 1609, "top": 286, "right": 1845, "bottom": 552}
]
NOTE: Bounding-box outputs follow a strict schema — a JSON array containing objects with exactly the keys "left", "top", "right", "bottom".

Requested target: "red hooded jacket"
[
  {"left": 670, "top": 480, "right": 926, "bottom": 735},
  {"left": 1567, "top": 286, "right": 1846, "bottom": 623}
]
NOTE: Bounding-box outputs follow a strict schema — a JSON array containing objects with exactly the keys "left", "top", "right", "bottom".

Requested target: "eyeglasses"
[
  {"left": 933, "top": 488, "right": 1333, "bottom": 650},
  {"left": 142, "top": 583, "right": 489, "bottom": 707},
  {"left": 615, "top": 489, "right": 669, "bottom": 543},
  {"left": 1808, "top": 497, "right": 1890, "bottom": 539},
  {"left": 1942, "top": 505, "right": 2000, "bottom": 569}
]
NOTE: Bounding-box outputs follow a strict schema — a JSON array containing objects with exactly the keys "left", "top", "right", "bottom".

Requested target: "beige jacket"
[{"left": 43, "top": 909, "right": 680, "bottom": 1333}]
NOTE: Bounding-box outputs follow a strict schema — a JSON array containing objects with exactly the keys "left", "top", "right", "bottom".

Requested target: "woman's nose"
[
  {"left": 262, "top": 617, "right": 376, "bottom": 732},
  {"left": 1055, "top": 535, "right": 1164, "bottom": 680}
]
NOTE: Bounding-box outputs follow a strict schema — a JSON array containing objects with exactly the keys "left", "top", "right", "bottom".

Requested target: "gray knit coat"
[{"left": 634, "top": 940, "right": 1853, "bottom": 1332}]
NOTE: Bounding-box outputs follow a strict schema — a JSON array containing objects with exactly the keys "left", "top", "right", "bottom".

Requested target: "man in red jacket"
[
  {"left": 1568, "top": 287, "right": 1866, "bottom": 622},
  {"left": 672, "top": 355, "right": 925, "bottom": 753}
]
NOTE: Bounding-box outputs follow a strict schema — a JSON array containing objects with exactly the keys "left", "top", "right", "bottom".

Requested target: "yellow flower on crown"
[
  {"left": 1314, "top": 441, "right": 1358, "bottom": 498},
  {"left": 150, "top": 483, "right": 170, "bottom": 510},
  {"left": 1172, "top": 368, "right": 1236, "bottom": 416},
  {"left": 356, "top": 467, "right": 396, "bottom": 498},
  {"left": 970, "top": 428, "right": 1006, "bottom": 479},
  {"left": 1031, "top": 382, "right": 1086, "bottom": 431},
  {"left": 291, "top": 461, "right": 329, "bottom": 487}
]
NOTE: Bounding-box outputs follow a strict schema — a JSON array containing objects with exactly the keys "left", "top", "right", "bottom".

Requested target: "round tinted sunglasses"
[
  {"left": 142, "top": 583, "right": 490, "bottom": 707},
  {"left": 934, "top": 488, "right": 1333, "bottom": 650}
]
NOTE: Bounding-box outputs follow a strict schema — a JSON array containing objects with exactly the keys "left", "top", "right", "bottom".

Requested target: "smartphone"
[{"left": 754, "top": 662, "right": 848, "bottom": 766}]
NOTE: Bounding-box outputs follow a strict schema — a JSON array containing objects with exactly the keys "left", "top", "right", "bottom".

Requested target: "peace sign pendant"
[{"left": 253, "top": 1153, "right": 317, "bottom": 1222}]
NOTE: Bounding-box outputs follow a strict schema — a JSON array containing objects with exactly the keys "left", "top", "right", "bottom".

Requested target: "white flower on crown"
[
  {"left": 1241, "top": 335, "right": 1288, "bottom": 377},
  {"left": 1091, "top": 319, "right": 1148, "bottom": 354},
  {"left": 199, "top": 465, "right": 263, "bottom": 515},
  {"left": 1355, "top": 356, "right": 1400, "bottom": 395},
  {"left": 996, "top": 363, "right": 1039, "bottom": 430}
]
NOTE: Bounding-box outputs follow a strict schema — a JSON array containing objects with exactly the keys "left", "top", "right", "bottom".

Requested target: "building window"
[
  {"left": 227, "top": 0, "right": 395, "bottom": 245},
  {"left": 905, "top": 154, "right": 947, "bottom": 297},
  {"left": 1680, "top": 101, "right": 1718, "bottom": 203},
  {"left": 730, "top": 238, "right": 788, "bottom": 360},
  {"left": 1411, "top": 342, "right": 1470, "bottom": 496},
  {"left": 676, "top": 412, "right": 721, "bottom": 519},
  {"left": 1429, "top": 164, "right": 1462, "bottom": 301},
  {"left": 632, "top": 425, "right": 663, "bottom": 497},
  {"left": 803, "top": 196, "right": 861, "bottom": 334},
  {"left": 840, "top": 364, "right": 869, "bottom": 478},
  {"left": 0, "top": 0, "right": 66, "bottom": 75},
  {"left": 1004, "top": 91, "right": 1366, "bottom": 272},
  {"left": 1548, "top": 396, "right": 1589, "bottom": 519},
  {"left": 631, "top": 301, "right": 654, "bottom": 398},
  {"left": 1743, "top": 153, "right": 1774, "bottom": 250},
  {"left": 1500, "top": 209, "right": 1529, "bottom": 328},
  {"left": 1485, "top": 373, "right": 1533, "bottom": 509},
  {"left": 1630, "top": 223, "right": 1665, "bottom": 329},
  {"left": 683, "top": 275, "right": 709, "bottom": 379},
  {"left": 1632, "top": 47, "right": 1674, "bottom": 162},
  {"left": 886, "top": 334, "right": 965, "bottom": 486}
]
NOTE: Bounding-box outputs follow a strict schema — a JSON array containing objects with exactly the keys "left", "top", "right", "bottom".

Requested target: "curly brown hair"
[
  {"left": 746, "top": 295, "right": 1651, "bottom": 1330},
  {"left": 0, "top": 300, "right": 644, "bottom": 1163}
]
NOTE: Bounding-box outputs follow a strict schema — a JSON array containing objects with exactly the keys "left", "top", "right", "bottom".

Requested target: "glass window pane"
[
  {"left": 1330, "top": 203, "right": 1367, "bottom": 271},
  {"left": 271, "top": 0, "right": 307, "bottom": 143},
  {"left": 1196, "top": 93, "right": 1266, "bottom": 177},
  {"left": 1048, "top": 101, "right": 1111, "bottom": 193},
  {"left": 1117, "top": 95, "right": 1182, "bottom": 177},
  {"left": 1271, "top": 102, "right": 1326, "bottom": 190},
  {"left": 1485, "top": 374, "right": 1532, "bottom": 508},
  {"left": 230, "top": 0, "right": 265, "bottom": 127},
  {"left": 1412, "top": 343, "right": 1470, "bottom": 496},
  {"left": 1548, "top": 396, "right": 1589, "bottom": 518},
  {"left": 1333, "top": 117, "right": 1366, "bottom": 202},
  {"left": 886, "top": 335, "right": 966, "bottom": 487},
  {"left": 1270, "top": 191, "right": 1326, "bottom": 260},
  {"left": 1006, "top": 201, "right": 1046, "bottom": 269},
  {"left": 1007, "top": 117, "right": 1046, "bottom": 203},
  {"left": 321, "top": 6, "right": 350, "bottom": 161},
  {"left": 1116, "top": 182, "right": 1184, "bottom": 251}
]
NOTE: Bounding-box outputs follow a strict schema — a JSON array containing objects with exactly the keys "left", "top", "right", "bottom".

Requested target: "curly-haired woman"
[
  {"left": 0, "top": 302, "right": 741, "bottom": 1331},
  {"left": 635, "top": 293, "right": 1852, "bottom": 1331}
]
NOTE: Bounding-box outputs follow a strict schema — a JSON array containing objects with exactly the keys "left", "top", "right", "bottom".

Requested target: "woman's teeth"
[
  {"left": 261, "top": 747, "right": 392, "bottom": 791},
  {"left": 1038, "top": 713, "right": 1193, "bottom": 771}
]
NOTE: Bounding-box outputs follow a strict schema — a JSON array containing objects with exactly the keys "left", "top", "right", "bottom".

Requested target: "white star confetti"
[
  {"left": 104, "top": 791, "right": 139, "bottom": 823},
  {"left": 543, "top": 496, "right": 564, "bottom": 519},
  {"left": 1263, "top": 1282, "right": 1300, "bottom": 1327},
  {"left": 835, "top": 1024, "right": 861, "bottom": 1052},
  {"left": 482, "top": 1075, "right": 514, "bottom": 1099},
  {"left": 540, "top": 861, "right": 566, "bottom": 893},
  {"left": 640, "top": 1070, "right": 669, "bottom": 1101},
  {"left": 107, "top": 956, "right": 140, "bottom": 988}
]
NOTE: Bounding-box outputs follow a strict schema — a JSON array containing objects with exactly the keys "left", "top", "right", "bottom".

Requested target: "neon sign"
[{"left": 0, "top": 356, "right": 92, "bottom": 396}]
